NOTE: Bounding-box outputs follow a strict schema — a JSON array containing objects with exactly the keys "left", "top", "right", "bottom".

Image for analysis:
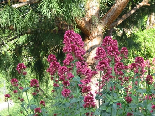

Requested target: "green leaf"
[
  {"left": 42, "top": 108, "right": 48, "bottom": 116},
  {"left": 30, "top": 104, "right": 37, "bottom": 110},
  {"left": 152, "top": 73, "right": 155, "bottom": 77},
  {"left": 137, "top": 89, "right": 146, "bottom": 93},
  {"left": 112, "top": 103, "right": 117, "bottom": 116},
  {"left": 72, "top": 75, "right": 81, "bottom": 83},
  {"left": 100, "top": 105, "right": 107, "bottom": 110},
  {"left": 94, "top": 108, "right": 101, "bottom": 115},
  {"left": 70, "top": 98, "right": 78, "bottom": 103},
  {"left": 22, "top": 87, "right": 31, "bottom": 92},
  {"left": 133, "top": 111, "right": 144, "bottom": 116},
  {"left": 27, "top": 114, "right": 34, "bottom": 116},
  {"left": 147, "top": 103, "right": 152, "bottom": 111},
  {"left": 65, "top": 102, "right": 70, "bottom": 107},
  {"left": 138, "top": 103, "right": 144, "bottom": 108},
  {"left": 130, "top": 103, "right": 137, "bottom": 109}
]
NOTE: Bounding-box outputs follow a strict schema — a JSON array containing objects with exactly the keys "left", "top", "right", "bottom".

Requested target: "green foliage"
[
  {"left": 38, "top": 0, "right": 85, "bottom": 23},
  {"left": 0, "top": 0, "right": 155, "bottom": 83},
  {"left": 115, "top": 28, "right": 155, "bottom": 63}
]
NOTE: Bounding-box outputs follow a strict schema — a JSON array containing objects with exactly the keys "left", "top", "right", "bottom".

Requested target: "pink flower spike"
[
  {"left": 16, "top": 63, "right": 26, "bottom": 74},
  {"left": 47, "top": 54, "right": 57, "bottom": 63},
  {"left": 13, "top": 90, "right": 18, "bottom": 93},
  {"left": 11, "top": 78, "right": 18, "bottom": 86},
  {"left": 151, "top": 105, "right": 155, "bottom": 109},
  {"left": 34, "top": 107, "right": 42, "bottom": 114},
  {"left": 146, "top": 75, "right": 153, "bottom": 85},
  {"left": 4, "top": 94, "right": 11, "bottom": 98},
  {"left": 30, "top": 79, "right": 39, "bottom": 87},
  {"left": 40, "top": 100, "right": 45, "bottom": 106},
  {"left": 125, "top": 96, "right": 132, "bottom": 103},
  {"left": 19, "top": 87, "right": 23, "bottom": 90},
  {"left": 61, "top": 88, "right": 71, "bottom": 98},
  {"left": 120, "top": 47, "right": 128, "bottom": 59}
]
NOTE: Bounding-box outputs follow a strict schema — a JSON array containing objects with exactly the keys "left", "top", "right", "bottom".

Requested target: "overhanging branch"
[
  {"left": 109, "top": 0, "right": 150, "bottom": 29},
  {"left": 12, "top": 0, "right": 41, "bottom": 8},
  {"left": 75, "top": 17, "right": 91, "bottom": 36},
  {"left": 101, "top": 0, "right": 129, "bottom": 30}
]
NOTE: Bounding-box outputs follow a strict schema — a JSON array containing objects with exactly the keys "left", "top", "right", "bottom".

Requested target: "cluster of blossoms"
[
  {"left": 95, "top": 36, "right": 128, "bottom": 88},
  {"left": 61, "top": 88, "right": 71, "bottom": 98},
  {"left": 47, "top": 54, "right": 72, "bottom": 97},
  {"left": 83, "top": 93, "right": 96, "bottom": 108},
  {"left": 125, "top": 96, "right": 132, "bottom": 103},
  {"left": 30, "top": 79, "right": 39, "bottom": 88},
  {"left": 11, "top": 78, "right": 18, "bottom": 86},
  {"left": 4, "top": 94, "right": 11, "bottom": 98},
  {"left": 63, "top": 30, "right": 85, "bottom": 61},
  {"left": 16, "top": 63, "right": 27, "bottom": 75},
  {"left": 146, "top": 75, "right": 153, "bottom": 85},
  {"left": 46, "top": 54, "right": 60, "bottom": 76},
  {"left": 151, "top": 104, "right": 155, "bottom": 113},
  {"left": 40, "top": 100, "right": 45, "bottom": 107},
  {"left": 127, "top": 112, "right": 133, "bottom": 116},
  {"left": 129, "top": 57, "right": 146, "bottom": 75},
  {"left": 47, "top": 30, "right": 97, "bottom": 110},
  {"left": 34, "top": 107, "right": 41, "bottom": 116},
  {"left": 101, "top": 36, "right": 121, "bottom": 62}
]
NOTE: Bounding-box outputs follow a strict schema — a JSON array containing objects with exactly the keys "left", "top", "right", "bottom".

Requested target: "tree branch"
[
  {"left": 101, "top": 0, "right": 129, "bottom": 30},
  {"left": 85, "top": 0, "right": 100, "bottom": 22},
  {"left": 12, "top": 0, "right": 40, "bottom": 8},
  {"left": 109, "top": 0, "right": 150, "bottom": 29},
  {"left": 75, "top": 17, "right": 91, "bottom": 36},
  {"left": 75, "top": 0, "right": 100, "bottom": 36}
]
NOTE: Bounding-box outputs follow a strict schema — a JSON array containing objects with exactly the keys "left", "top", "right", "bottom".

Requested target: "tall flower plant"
[{"left": 7, "top": 30, "right": 155, "bottom": 116}]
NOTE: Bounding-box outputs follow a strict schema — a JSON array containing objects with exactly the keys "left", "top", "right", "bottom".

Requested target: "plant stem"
[
  {"left": 7, "top": 99, "right": 9, "bottom": 115},
  {"left": 98, "top": 71, "right": 101, "bottom": 108}
]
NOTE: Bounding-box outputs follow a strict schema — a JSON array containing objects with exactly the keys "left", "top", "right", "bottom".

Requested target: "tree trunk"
[{"left": 75, "top": 0, "right": 130, "bottom": 106}]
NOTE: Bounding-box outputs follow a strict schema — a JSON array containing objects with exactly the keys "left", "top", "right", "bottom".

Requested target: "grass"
[{"left": 0, "top": 103, "right": 23, "bottom": 116}]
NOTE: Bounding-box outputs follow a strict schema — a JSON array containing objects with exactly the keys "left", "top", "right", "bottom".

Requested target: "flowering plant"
[{"left": 6, "top": 30, "right": 155, "bottom": 116}]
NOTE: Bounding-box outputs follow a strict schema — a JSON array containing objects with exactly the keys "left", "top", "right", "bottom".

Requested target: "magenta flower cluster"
[
  {"left": 47, "top": 54, "right": 60, "bottom": 76},
  {"left": 46, "top": 30, "right": 96, "bottom": 108},
  {"left": 95, "top": 36, "right": 128, "bottom": 88},
  {"left": 16, "top": 63, "right": 27, "bottom": 75},
  {"left": 129, "top": 56, "right": 146, "bottom": 74},
  {"left": 83, "top": 93, "right": 96, "bottom": 108},
  {"left": 63, "top": 30, "right": 85, "bottom": 61},
  {"left": 11, "top": 78, "right": 18, "bottom": 86},
  {"left": 30, "top": 79, "right": 39, "bottom": 88}
]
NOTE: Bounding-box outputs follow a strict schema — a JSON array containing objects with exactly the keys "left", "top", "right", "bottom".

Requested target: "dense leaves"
[{"left": 0, "top": 0, "right": 155, "bottom": 82}]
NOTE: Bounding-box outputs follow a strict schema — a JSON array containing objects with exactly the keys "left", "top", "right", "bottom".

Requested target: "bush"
[{"left": 4, "top": 30, "right": 155, "bottom": 116}]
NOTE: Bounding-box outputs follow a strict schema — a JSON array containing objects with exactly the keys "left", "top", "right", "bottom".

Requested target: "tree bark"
[{"left": 76, "top": 0, "right": 130, "bottom": 68}]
